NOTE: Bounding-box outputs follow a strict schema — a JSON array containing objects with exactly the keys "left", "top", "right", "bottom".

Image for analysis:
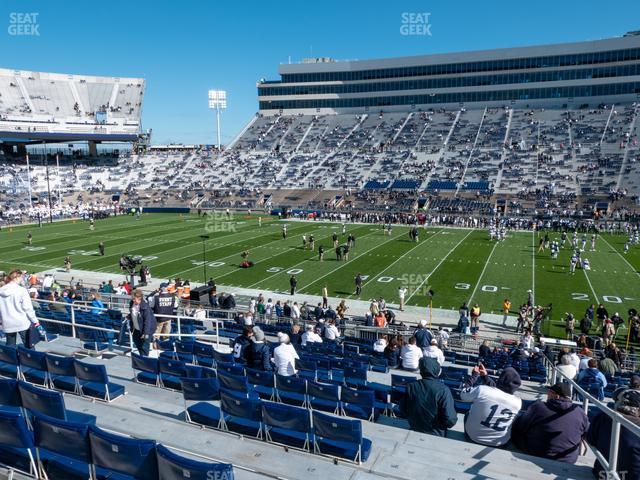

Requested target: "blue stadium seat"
[
  {"left": 0, "top": 410, "right": 37, "bottom": 475},
  {"left": 193, "top": 341, "right": 215, "bottom": 367},
  {"left": 89, "top": 425, "right": 158, "bottom": 480},
  {"left": 246, "top": 368, "right": 275, "bottom": 400},
  {"left": 275, "top": 374, "right": 307, "bottom": 407},
  {"left": 307, "top": 380, "right": 341, "bottom": 414},
  {"left": 0, "top": 344, "right": 20, "bottom": 378},
  {"left": 16, "top": 346, "right": 48, "bottom": 386},
  {"left": 0, "top": 378, "right": 22, "bottom": 414},
  {"left": 74, "top": 360, "right": 126, "bottom": 402},
  {"left": 33, "top": 412, "right": 92, "bottom": 480},
  {"left": 159, "top": 358, "right": 188, "bottom": 391},
  {"left": 131, "top": 353, "right": 160, "bottom": 386},
  {"left": 216, "top": 361, "right": 245, "bottom": 376},
  {"left": 217, "top": 371, "right": 257, "bottom": 398},
  {"left": 219, "top": 389, "right": 263, "bottom": 438},
  {"left": 311, "top": 411, "right": 372, "bottom": 464},
  {"left": 45, "top": 353, "right": 78, "bottom": 393},
  {"left": 341, "top": 386, "right": 375, "bottom": 421},
  {"left": 262, "top": 401, "right": 311, "bottom": 451},
  {"left": 17, "top": 381, "right": 95, "bottom": 424},
  {"left": 156, "top": 444, "right": 235, "bottom": 480},
  {"left": 343, "top": 367, "right": 368, "bottom": 387},
  {"left": 212, "top": 350, "right": 234, "bottom": 364},
  {"left": 181, "top": 377, "right": 223, "bottom": 428}
]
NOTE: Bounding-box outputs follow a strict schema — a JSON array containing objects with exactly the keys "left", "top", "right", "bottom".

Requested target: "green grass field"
[{"left": 1, "top": 213, "right": 639, "bottom": 340}]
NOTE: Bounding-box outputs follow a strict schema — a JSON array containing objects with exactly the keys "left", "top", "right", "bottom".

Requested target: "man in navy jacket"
[
  {"left": 512, "top": 382, "right": 589, "bottom": 463},
  {"left": 129, "top": 289, "right": 157, "bottom": 356},
  {"left": 247, "top": 326, "right": 272, "bottom": 371}
]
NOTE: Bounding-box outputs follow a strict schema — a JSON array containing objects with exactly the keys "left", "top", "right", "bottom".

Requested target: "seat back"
[
  {"left": 181, "top": 377, "right": 220, "bottom": 401},
  {"left": 212, "top": 350, "right": 234, "bottom": 364},
  {"left": 45, "top": 354, "right": 76, "bottom": 377},
  {"left": 156, "top": 444, "right": 234, "bottom": 480},
  {"left": 261, "top": 401, "right": 310, "bottom": 434},
  {"left": 89, "top": 425, "right": 158, "bottom": 480},
  {"left": 32, "top": 412, "right": 91, "bottom": 463},
  {"left": 18, "top": 381, "right": 67, "bottom": 420},
  {"left": 193, "top": 341, "right": 214, "bottom": 358},
  {"left": 341, "top": 386, "right": 374, "bottom": 407},
  {"left": 220, "top": 389, "right": 262, "bottom": 422},
  {"left": 159, "top": 358, "right": 188, "bottom": 377},
  {"left": 217, "top": 371, "right": 250, "bottom": 394},
  {"left": 344, "top": 367, "right": 368, "bottom": 381},
  {"left": 216, "top": 361, "right": 245, "bottom": 376},
  {"left": 276, "top": 374, "right": 306, "bottom": 394},
  {"left": 0, "top": 410, "right": 34, "bottom": 449},
  {"left": 0, "top": 344, "right": 19, "bottom": 365},
  {"left": 16, "top": 346, "right": 47, "bottom": 371},
  {"left": 174, "top": 340, "right": 194, "bottom": 354},
  {"left": 312, "top": 410, "right": 363, "bottom": 444},
  {"left": 0, "top": 378, "right": 21, "bottom": 407},
  {"left": 74, "top": 360, "right": 109, "bottom": 384},
  {"left": 307, "top": 380, "right": 340, "bottom": 401},
  {"left": 246, "top": 368, "right": 275, "bottom": 388},
  {"left": 132, "top": 353, "right": 160, "bottom": 374},
  {"left": 391, "top": 374, "right": 416, "bottom": 387}
]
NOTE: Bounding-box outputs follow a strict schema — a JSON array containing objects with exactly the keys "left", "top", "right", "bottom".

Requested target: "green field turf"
[{"left": 1, "top": 213, "right": 639, "bottom": 341}]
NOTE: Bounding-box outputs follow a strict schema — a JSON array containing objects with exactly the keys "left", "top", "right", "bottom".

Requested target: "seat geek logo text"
[
  {"left": 8, "top": 13, "right": 40, "bottom": 36},
  {"left": 400, "top": 12, "right": 432, "bottom": 36}
]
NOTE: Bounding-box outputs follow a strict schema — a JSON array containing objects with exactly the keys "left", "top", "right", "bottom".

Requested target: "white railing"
[{"left": 544, "top": 356, "right": 640, "bottom": 480}]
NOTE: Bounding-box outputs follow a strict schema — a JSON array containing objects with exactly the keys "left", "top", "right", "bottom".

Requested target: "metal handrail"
[{"left": 544, "top": 356, "right": 640, "bottom": 480}]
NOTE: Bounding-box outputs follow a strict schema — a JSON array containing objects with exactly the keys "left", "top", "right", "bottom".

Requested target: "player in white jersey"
[
  {"left": 625, "top": 241, "right": 630, "bottom": 254},
  {"left": 580, "top": 235, "right": 587, "bottom": 252},
  {"left": 460, "top": 365, "right": 522, "bottom": 447},
  {"left": 590, "top": 234, "right": 596, "bottom": 252},
  {"left": 569, "top": 254, "right": 578, "bottom": 274}
]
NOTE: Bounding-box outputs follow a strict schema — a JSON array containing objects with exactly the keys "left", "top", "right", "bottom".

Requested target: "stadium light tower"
[{"left": 208, "top": 90, "right": 227, "bottom": 151}]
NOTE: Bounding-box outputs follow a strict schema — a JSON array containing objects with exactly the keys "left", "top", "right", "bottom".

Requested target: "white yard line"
[
  {"left": 298, "top": 229, "right": 406, "bottom": 294},
  {"left": 349, "top": 228, "right": 445, "bottom": 298},
  {"left": 406, "top": 229, "right": 474, "bottom": 303},
  {"left": 467, "top": 238, "right": 500, "bottom": 305},
  {"left": 600, "top": 236, "right": 640, "bottom": 280},
  {"left": 582, "top": 269, "right": 600, "bottom": 304}
]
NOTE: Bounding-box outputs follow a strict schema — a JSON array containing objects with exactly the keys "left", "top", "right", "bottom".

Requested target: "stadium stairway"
[{"left": 21, "top": 336, "right": 595, "bottom": 480}]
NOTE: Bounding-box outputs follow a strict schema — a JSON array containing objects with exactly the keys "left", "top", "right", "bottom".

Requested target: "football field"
[{"left": 1, "top": 213, "right": 639, "bottom": 340}]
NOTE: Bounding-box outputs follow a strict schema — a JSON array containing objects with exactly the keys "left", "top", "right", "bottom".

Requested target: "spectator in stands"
[
  {"left": 89, "top": 292, "right": 104, "bottom": 316},
  {"left": 373, "top": 335, "right": 388, "bottom": 354},
  {"left": 588, "top": 389, "right": 640, "bottom": 480},
  {"left": 556, "top": 354, "right": 578, "bottom": 381},
  {"left": 578, "top": 348, "right": 592, "bottom": 370},
  {"left": 48, "top": 292, "right": 67, "bottom": 313},
  {"left": 128, "top": 289, "right": 157, "bottom": 356},
  {"left": 470, "top": 303, "right": 481, "bottom": 330},
  {"left": 247, "top": 326, "right": 272, "bottom": 371},
  {"left": 460, "top": 365, "right": 522, "bottom": 447},
  {"left": 479, "top": 340, "right": 491, "bottom": 359},
  {"left": 596, "top": 303, "right": 608, "bottom": 330},
  {"left": 512, "top": 382, "right": 588, "bottom": 463},
  {"left": 599, "top": 356, "right": 619, "bottom": 378},
  {"left": 289, "top": 324, "right": 302, "bottom": 348},
  {"left": 400, "top": 336, "right": 422, "bottom": 371},
  {"left": 414, "top": 319, "right": 433, "bottom": 352},
  {"left": 324, "top": 319, "right": 340, "bottom": 343},
  {"left": 401, "top": 356, "right": 458, "bottom": 437},
  {"left": 384, "top": 338, "right": 401, "bottom": 368},
  {"left": 577, "top": 358, "right": 608, "bottom": 401},
  {"left": 301, "top": 324, "right": 322, "bottom": 346},
  {"left": 0, "top": 269, "right": 40, "bottom": 347},
  {"left": 232, "top": 326, "right": 254, "bottom": 364},
  {"left": 273, "top": 332, "right": 299, "bottom": 376},
  {"left": 423, "top": 338, "right": 445, "bottom": 366}
]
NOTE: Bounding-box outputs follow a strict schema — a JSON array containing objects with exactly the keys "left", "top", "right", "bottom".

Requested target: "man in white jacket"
[
  {"left": 423, "top": 338, "right": 445, "bottom": 366},
  {"left": 0, "top": 270, "right": 41, "bottom": 347},
  {"left": 273, "top": 333, "right": 299, "bottom": 376}
]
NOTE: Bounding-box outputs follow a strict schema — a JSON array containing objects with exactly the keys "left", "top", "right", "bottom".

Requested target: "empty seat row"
[
  {"left": 182, "top": 380, "right": 372, "bottom": 464},
  {"left": 0, "top": 345, "right": 125, "bottom": 402},
  {"left": 0, "top": 408, "right": 234, "bottom": 480}
]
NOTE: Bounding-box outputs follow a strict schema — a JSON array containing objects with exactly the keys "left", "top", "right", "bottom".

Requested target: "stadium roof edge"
[
  {"left": 0, "top": 67, "right": 144, "bottom": 84},
  {"left": 278, "top": 34, "right": 640, "bottom": 74}
]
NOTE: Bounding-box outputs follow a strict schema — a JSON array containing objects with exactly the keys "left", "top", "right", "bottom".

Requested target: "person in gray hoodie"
[{"left": 0, "top": 270, "right": 40, "bottom": 347}]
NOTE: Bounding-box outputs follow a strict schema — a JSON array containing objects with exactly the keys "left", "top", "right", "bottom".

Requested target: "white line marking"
[
  {"left": 467, "top": 240, "right": 500, "bottom": 305},
  {"left": 406, "top": 229, "right": 474, "bottom": 303},
  {"left": 600, "top": 236, "right": 640, "bottom": 280}
]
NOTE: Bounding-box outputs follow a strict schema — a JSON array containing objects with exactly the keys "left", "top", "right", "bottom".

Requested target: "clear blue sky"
[{"left": 1, "top": 0, "right": 638, "bottom": 145}]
